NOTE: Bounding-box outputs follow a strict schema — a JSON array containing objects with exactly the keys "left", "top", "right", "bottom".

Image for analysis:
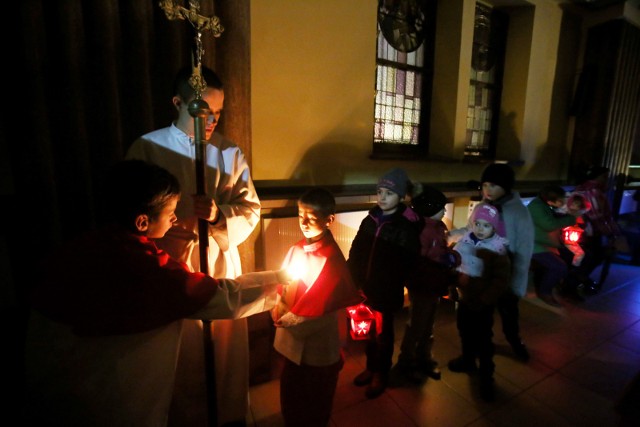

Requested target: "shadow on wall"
[
  {"left": 527, "top": 140, "right": 573, "bottom": 183},
  {"left": 289, "top": 141, "right": 372, "bottom": 186},
  {"left": 497, "top": 108, "right": 570, "bottom": 183},
  {"left": 496, "top": 110, "right": 522, "bottom": 162}
]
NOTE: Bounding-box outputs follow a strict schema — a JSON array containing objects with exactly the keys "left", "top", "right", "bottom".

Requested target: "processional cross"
[{"left": 159, "top": 1, "right": 223, "bottom": 426}]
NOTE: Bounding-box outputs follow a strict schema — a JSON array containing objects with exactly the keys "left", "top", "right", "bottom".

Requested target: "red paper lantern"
[
  {"left": 347, "top": 303, "right": 375, "bottom": 340},
  {"left": 562, "top": 225, "right": 584, "bottom": 244}
]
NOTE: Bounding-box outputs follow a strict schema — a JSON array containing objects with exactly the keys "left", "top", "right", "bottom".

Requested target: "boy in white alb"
[{"left": 272, "top": 187, "right": 363, "bottom": 427}]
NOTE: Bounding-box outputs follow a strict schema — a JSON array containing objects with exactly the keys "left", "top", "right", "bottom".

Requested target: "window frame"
[
  {"left": 371, "top": 0, "right": 438, "bottom": 160},
  {"left": 464, "top": 3, "right": 509, "bottom": 160}
]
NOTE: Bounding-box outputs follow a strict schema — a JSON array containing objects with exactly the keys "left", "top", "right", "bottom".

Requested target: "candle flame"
[{"left": 287, "top": 260, "right": 305, "bottom": 280}]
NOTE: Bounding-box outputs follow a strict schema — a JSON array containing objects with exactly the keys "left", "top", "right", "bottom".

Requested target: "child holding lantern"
[
  {"left": 347, "top": 168, "right": 421, "bottom": 399},
  {"left": 556, "top": 192, "right": 591, "bottom": 267},
  {"left": 272, "top": 187, "right": 363, "bottom": 427},
  {"left": 527, "top": 185, "right": 581, "bottom": 305}
]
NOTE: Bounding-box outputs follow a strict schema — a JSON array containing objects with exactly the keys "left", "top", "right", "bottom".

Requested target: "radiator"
[
  {"left": 260, "top": 204, "right": 457, "bottom": 270},
  {"left": 260, "top": 204, "right": 459, "bottom": 313}
]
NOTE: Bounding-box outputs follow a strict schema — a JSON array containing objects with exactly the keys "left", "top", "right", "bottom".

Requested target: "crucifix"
[{"left": 159, "top": 1, "right": 224, "bottom": 426}]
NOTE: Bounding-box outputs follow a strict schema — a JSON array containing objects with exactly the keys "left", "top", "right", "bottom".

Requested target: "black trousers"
[
  {"left": 496, "top": 291, "right": 522, "bottom": 345},
  {"left": 365, "top": 310, "right": 396, "bottom": 374},
  {"left": 457, "top": 302, "right": 495, "bottom": 378}
]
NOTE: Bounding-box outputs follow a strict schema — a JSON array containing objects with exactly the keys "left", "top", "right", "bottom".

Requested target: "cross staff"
[{"left": 160, "top": 1, "right": 223, "bottom": 426}]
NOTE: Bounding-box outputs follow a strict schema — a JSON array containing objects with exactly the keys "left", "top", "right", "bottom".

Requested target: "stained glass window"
[
  {"left": 374, "top": 38, "right": 424, "bottom": 145},
  {"left": 465, "top": 3, "right": 508, "bottom": 159},
  {"left": 372, "top": 0, "right": 436, "bottom": 159}
]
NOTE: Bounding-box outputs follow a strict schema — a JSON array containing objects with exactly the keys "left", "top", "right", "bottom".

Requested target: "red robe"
[
  {"left": 274, "top": 230, "right": 363, "bottom": 427},
  {"left": 30, "top": 228, "right": 218, "bottom": 336},
  {"left": 25, "top": 227, "right": 279, "bottom": 427},
  {"left": 279, "top": 230, "right": 362, "bottom": 318}
]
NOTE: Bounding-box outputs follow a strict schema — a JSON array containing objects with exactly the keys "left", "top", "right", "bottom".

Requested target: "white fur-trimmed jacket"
[{"left": 453, "top": 232, "right": 511, "bottom": 310}]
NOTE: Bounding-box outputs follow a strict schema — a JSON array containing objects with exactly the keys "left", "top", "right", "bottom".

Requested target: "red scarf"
[{"left": 279, "top": 231, "right": 363, "bottom": 317}]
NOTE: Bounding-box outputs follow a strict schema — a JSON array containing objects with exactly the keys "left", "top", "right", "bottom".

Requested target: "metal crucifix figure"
[{"left": 159, "top": 1, "right": 224, "bottom": 426}]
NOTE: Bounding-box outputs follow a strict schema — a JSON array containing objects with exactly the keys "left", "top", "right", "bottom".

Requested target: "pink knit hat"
[{"left": 472, "top": 204, "right": 506, "bottom": 237}]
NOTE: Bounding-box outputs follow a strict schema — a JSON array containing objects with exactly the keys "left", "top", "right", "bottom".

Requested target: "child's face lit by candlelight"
[{"left": 297, "top": 202, "right": 334, "bottom": 242}]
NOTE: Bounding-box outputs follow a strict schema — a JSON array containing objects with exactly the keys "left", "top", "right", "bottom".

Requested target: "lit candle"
[{"left": 287, "top": 259, "right": 305, "bottom": 281}]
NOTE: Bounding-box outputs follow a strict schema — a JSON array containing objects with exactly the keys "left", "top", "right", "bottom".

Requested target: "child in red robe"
[{"left": 272, "top": 187, "right": 363, "bottom": 427}]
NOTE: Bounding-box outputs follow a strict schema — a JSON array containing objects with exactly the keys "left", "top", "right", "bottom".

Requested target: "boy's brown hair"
[
  {"left": 539, "top": 185, "right": 566, "bottom": 204},
  {"left": 103, "top": 160, "right": 180, "bottom": 229},
  {"left": 298, "top": 187, "right": 336, "bottom": 218}
]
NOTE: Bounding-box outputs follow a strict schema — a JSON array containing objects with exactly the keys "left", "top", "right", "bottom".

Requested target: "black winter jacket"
[{"left": 347, "top": 204, "right": 421, "bottom": 312}]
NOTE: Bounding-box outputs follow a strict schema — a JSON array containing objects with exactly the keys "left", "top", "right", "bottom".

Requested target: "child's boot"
[
  {"left": 353, "top": 369, "right": 373, "bottom": 386},
  {"left": 479, "top": 375, "right": 495, "bottom": 402},
  {"left": 508, "top": 339, "right": 530, "bottom": 362},
  {"left": 419, "top": 359, "right": 441, "bottom": 380},
  {"left": 365, "top": 372, "right": 388, "bottom": 399},
  {"left": 447, "top": 355, "right": 477, "bottom": 373},
  {"left": 478, "top": 359, "right": 496, "bottom": 402},
  {"left": 396, "top": 359, "right": 424, "bottom": 384}
]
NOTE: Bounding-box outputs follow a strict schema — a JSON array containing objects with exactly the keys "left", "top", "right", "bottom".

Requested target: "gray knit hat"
[{"left": 377, "top": 168, "right": 409, "bottom": 198}]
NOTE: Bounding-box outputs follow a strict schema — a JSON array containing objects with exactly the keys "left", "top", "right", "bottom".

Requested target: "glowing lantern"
[
  {"left": 562, "top": 225, "right": 584, "bottom": 245},
  {"left": 347, "top": 303, "right": 376, "bottom": 340}
]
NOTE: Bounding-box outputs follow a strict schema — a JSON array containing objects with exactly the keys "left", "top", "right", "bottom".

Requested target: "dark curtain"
[{"left": 3, "top": 0, "right": 250, "bottom": 409}]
